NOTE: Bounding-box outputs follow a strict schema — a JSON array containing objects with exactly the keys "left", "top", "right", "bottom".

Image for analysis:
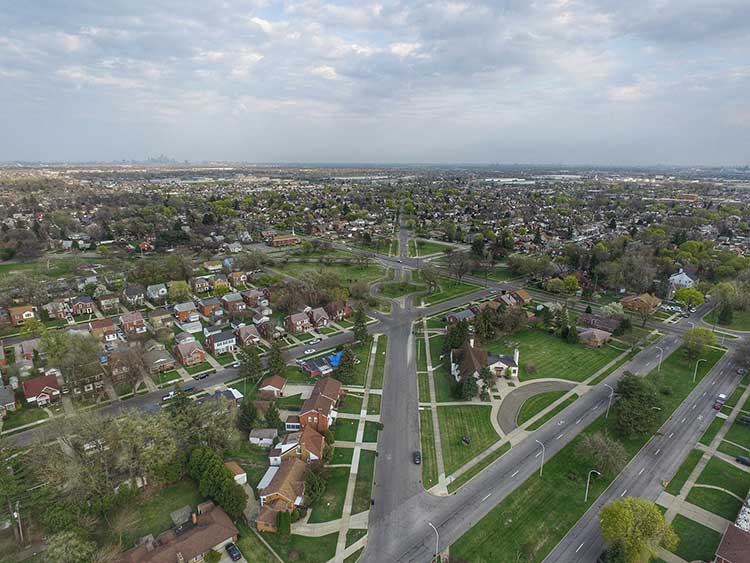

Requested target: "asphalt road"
[{"left": 497, "top": 380, "right": 578, "bottom": 434}]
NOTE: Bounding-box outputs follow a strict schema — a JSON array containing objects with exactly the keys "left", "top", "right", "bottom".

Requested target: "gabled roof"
[
  {"left": 260, "top": 458, "right": 306, "bottom": 502},
  {"left": 22, "top": 375, "right": 60, "bottom": 398},
  {"left": 260, "top": 375, "right": 287, "bottom": 391}
]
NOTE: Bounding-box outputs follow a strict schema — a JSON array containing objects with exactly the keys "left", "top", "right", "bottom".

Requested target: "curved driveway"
[{"left": 497, "top": 380, "right": 578, "bottom": 434}]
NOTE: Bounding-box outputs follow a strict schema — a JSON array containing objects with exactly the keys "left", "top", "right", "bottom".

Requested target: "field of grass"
[
  {"left": 1, "top": 407, "right": 49, "bottom": 431},
  {"left": 331, "top": 447, "right": 354, "bottom": 465},
  {"left": 526, "top": 395, "right": 579, "bottom": 431},
  {"left": 725, "top": 416, "right": 750, "bottom": 449},
  {"left": 686, "top": 486, "right": 743, "bottom": 521},
  {"left": 694, "top": 456, "right": 750, "bottom": 498},
  {"left": 367, "top": 394, "right": 381, "bottom": 415},
  {"left": 308, "top": 467, "right": 350, "bottom": 523},
  {"left": 363, "top": 421, "right": 380, "bottom": 443},
  {"left": 669, "top": 514, "right": 723, "bottom": 563},
  {"left": 704, "top": 308, "right": 750, "bottom": 331},
  {"left": 261, "top": 531, "right": 339, "bottom": 563},
  {"left": 448, "top": 442, "right": 511, "bottom": 493},
  {"left": 236, "top": 522, "right": 276, "bottom": 563},
  {"left": 275, "top": 261, "right": 385, "bottom": 288},
  {"left": 418, "top": 373, "right": 431, "bottom": 402},
  {"left": 352, "top": 343, "right": 372, "bottom": 387},
  {"left": 276, "top": 393, "right": 304, "bottom": 411},
  {"left": 718, "top": 440, "right": 748, "bottom": 458},
  {"left": 352, "top": 450, "right": 376, "bottom": 514},
  {"left": 333, "top": 419, "right": 358, "bottom": 442},
  {"left": 437, "top": 405, "right": 499, "bottom": 475},
  {"left": 370, "top": 336, "right": 387, "bottom": 389},
  {"left": 516, "top": 391, "right": 568, "bottom": 426},
  {"left": 589, "top": 349, "right": 637, "bottom": 385},
  {"left": 409, "top": 238, "right": 454, "bottom": 257},
  {"left": 154, "top": 369, "right": 181, "bottom": 386},
  {"left": 344, "top": 548, "right": 363, "bottom": 563},
  {"left": 724, "top": 386, "right": 745, "bottom": 408},
  {"left": 346, "top": 529, "right": 367, "bottom": 548},
  {"left": 416, "top": 336, "right": 428, "bottom": 372},
  {"left": 185, "top": 361, "right": 212, "bottom": 375},
  {"left": 421, "top": 278, "right": 480, "bottom": 306},
  {"left": 470, "top": 263, "right": 515, "bottom": 282},
  {"left": 380, "top": 281, "right": 425, "bottom": 298},
  {"left": 486, "top": 329, "right": 621, "bottom": 383},
  {"left": 450, "top": 345, "right": 723, "bottom": 563},
  {"left": 419, "top": 409, "right": 438, "bottom": 489},
  {"left": 699, "top": 416, "right": 724, "bottom": 446},
  {"left": 338, "top": 394, "right": 363, "bottom": 414},
  {"left": 665, "top": 449, "right": 704, "bottom": 495}
]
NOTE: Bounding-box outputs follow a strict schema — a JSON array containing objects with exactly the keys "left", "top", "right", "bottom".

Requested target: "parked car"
[
  {"left": 309, "top": 338, "right": 321, "bottom": 344},
  {"left": 717, "top": 393, "right": 728, "bottom": 404},
  {"left": 413, "top": 451, "right": 421, "bottom": 465},
  {"left": 736, "top": 456, "right": 750, "bottom": 467},
  {"left": 194, "top": 372, "right": 210, "bottom": 380},
  {"left": 161, "top": 391, "right": 176, "bottom": 401},
  {"left": 737, "top": 368, "right": 746, "bottom": 375},
  {"left": 225, "top": 542, "right": 242, "bottom": 561},
  {"left": 304, "top": 348, "right": 316, "bottom": 355},
  {"left": 182, "top": 386, "right": 195, "bottom": 393},
  {"left": 713, "top": 402, "right": 723, "bottom": 410},
  {"left": 739, "top": 415, "right": 750, "bottom": 425}
]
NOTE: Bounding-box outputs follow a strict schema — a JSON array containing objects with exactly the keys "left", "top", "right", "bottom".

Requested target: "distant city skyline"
[{"left": 1, "top": 1, "right": 749, "bottom": 165}]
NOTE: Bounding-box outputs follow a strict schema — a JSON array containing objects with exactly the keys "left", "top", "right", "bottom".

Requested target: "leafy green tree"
[
  {"left": 278, "top": 510, "right": 292, "bottom": 535},
  {"left": 615, "top": 374, "right": 662, "bottom": 438},
  {"left": 352, "top": 306, "right": 368, "bottom": 343},
  {"left": 562, "top": 274, "right": 580, "bottom": 294},
  {"left": 336, "top": 345, "right": 357, "bottom": 385},
  {"left": 718, "top": 301, "right": 734, "bottom": 325},
  {"left": 267, "top": 340, "right": 285, "bottom": 375},
  {"left": 264, "top": 402, "right": 282, "bottom": 431},
  {"left": 205, "top": 550, "right": 222, "bottom": 563},
  {"left": 238, "top": 399, "right": 258, "bottom": 434},
  {"left": 44, "top": 531, "right": 98, "bottom": 563},
  {"left": 599, "top": 497, "right": 677, "bottom": 563},
  {"left": 457, "top": 376, "right": 478, "bottom": 400},
  {"left": 577, "top": 431, "right": 628, "bottom": 475},
  {"left": 683, "top": 327, "right": 716, "bottom": 361},
  {"left": 167, "top": 280, "right": 191, "bottom": 302},
  {"left": 214, "top": 478, "right": 247, "bottom": 520},
  {"left": 305, "top": 467, "right": 327, "bottom": 506},
  {"left": 673, "top": 287, "right": 704, "bottom": 308},
  {"left": 443, "top": 320, "right": 469, "bottom": 353},
  {"left": 238, "top": 345, "right": 263, "bottom": 382}
]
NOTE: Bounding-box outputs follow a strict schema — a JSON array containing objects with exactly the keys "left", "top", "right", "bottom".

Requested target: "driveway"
[{"left": 497, "top": 380, "right": 577, "bottom": 434}]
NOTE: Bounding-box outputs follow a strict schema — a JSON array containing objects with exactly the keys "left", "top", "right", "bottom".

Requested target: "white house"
[
  {"left": 249, "top": 428, "right": 279, "bottom": 448},
  {"left": 669, "top": 268, "right": 699, "bottom": 290},
  {"left": 450, "top": 338, "right": 520, "bottom": 386}
]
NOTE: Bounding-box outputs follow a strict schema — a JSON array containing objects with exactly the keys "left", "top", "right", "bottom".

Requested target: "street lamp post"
[
  {"left": 428, "top": 522, "right": 439, "bottom": 563},
  {"left": 656, "top": 346, "right": 664, "bottom": 372},
  {"left": 585, "top": 470, "right": 601, "bottom": 502},
  {"left": 604, "top": 383, "right": 615, "bottom": 419},
  {"left": 535, "top": 439, "right": 545, "bottom": 477},
  {"left": 693, "top": 358, "right": 707, "bottom": 383}
]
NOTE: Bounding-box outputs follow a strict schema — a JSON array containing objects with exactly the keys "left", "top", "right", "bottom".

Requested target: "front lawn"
[
  {"left": 352, "top": 343, "right": 372, "bottom": 387},
  {"left": 352, "top": 450, "right": 376, "bottom": 514},
  {"left": 367, "top": 394, "right": 381, "bottom": 415},
  {"left": 154, "top": 369, "right": 181, "bottom": 386},
  {"left": 185, "top": 361, "right": 212, "bottom": 375},
  {"left": 694, "top": 456, "right": 750, "bottom": 499},
  {"left": 669, "top": 514, "right": 722, "bottom": 563},
  {"left": 333, "top": 418, "right": 358, "bottom": 442},
  {"left": 215, "top": 353, "right": 236, "bottom": 366},
  {"left": 686, "top": 486, "right": 743, "bottom": 521},
  {"left": 437, "top": 405, "right": 499, "bottom": 475},
  {"left": 408, "top": 238, "right": 454, "bottom": 257},
  {"left": 362, "top": 421, "right": 381, "bottom": 443},
  {"left": 665, "top": 449, "right": 704, "bottom": 495},
  {"left": 308, "top": 467, "right": 350, "bottom": 523},
  {"left": 338, "top": 394, "right": 363, "bottom": 414},
  {"left": 486, "top": 329, "right": 621, "bottom": 383},
  {"left": 331, "top": 447, "right": 354, "bottom": 465},
  {"left": 261, "top": 531, "right": 339, "bottom": 563},
  {"left": 370, "top": 335, "right": 388, "bottom": 389},
  {"left": 448, "top": 442, "right": 511, "bottom": 493},
  {"left": 1, "top": 406, "right": 49, "bottom": 431},
  {"left": 516, "top": 391, "right": 568, "bottom": 426},
  {"left": 421, "top": 278, "right": 481, "bottom": 306},
  {"left": 419, "top": 409, "right": 438, "bottom": 489},
  {"left": 418, "top": 373, "right": 431, "bottom": 403}
]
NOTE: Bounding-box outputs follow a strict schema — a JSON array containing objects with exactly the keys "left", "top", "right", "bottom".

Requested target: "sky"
[{"left": 1, "top": 0, "right": 749, "bottom": 165}]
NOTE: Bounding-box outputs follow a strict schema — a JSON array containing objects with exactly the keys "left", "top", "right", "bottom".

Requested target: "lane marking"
[
  {"left": 576, "top": 543, "right": 585, "bottom": 553},
  {"left": 681, "top": 417, "right": 687, "bottom": 423},
  {"left": 655, "top": 448, "right": 661, "bottom": 456},
  {"left": 692, "top": 404, "right": 697, "bottom": 410},
  {"left": 556, "top": 433, "right": 564, "bottom": 440},
  {"left": 668, "top": 432, "right": 674, "bottom": 438},
  {"left": 702, "top": 392, "right": 707, "bottom": 397},
  {"left": 620, "top": 489, "right": 628, "bottom": 497},
  {"left": 511, "top": 470, "right": 519, "bottom": 478},
  {"left": 535, "top": 451, "right": 542, "bottom": 458},
  {"left": 576, "top": 418, "right": 582, "bottom": 425},
  {"left": 481, "top": 493, "right": 491, "bottom": 502},
  {"left": 638, "top": 468, "right": 645, "bottom": 476}
]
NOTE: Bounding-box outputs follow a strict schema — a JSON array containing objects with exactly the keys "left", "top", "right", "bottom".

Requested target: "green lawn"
[
  {"left": 686, "top": 486, "right": 743, "bottom": 521},
  {"left": 1, "top": 406, "right": 49, "bottom": 431},
  {"left": 666, "top": 449, "right": 704, "bottom": 495},
  {"left": 418, "top": 373, "right": 431, "bottom": 403},
  {"left": 416, "top": 336, "right": 428, "bottom": 372},
  {"left": 236, "top": 522, "right": 276, "bottom": 563},
  {"left": 367, "top": 394, "right": 381, "bottom": 415},
  {"left": 695, "top": 456, "right": 750, "bottom": 498},
  {"left": 333, "top": 419, "right": 358, "bottom": 442},
  {"left": 352, "top": 343, "right": 372, "bottom": 387},
  {"left": 725, "top": 416, "right": 750, "bottom": 449},
  {"left": 275, "top": 262, "right": 386, "bottom": 288},
  {"left": 215, "top": 353, "right": 236, "bottom": 366},
  {"left": 589, "top": 349, "right": 637, "bottom": 385},
  {"left": 363, "top": 421, "right": 381, "bottom": 443},
  {"left": 724, "top": 386, "right": 745, "bottom": 408},
  {"left": 185, "top": 361, "right": 212, "bottom": 375},
  {"left": 339, "top": 394, "right": 363, "bottom": 414},
  {"left": 718, "top": 440, "right": 748, "bottom": 458},
  {"left": 308, "top": 467, "right": 350, "bottom": 523},
  {"left": 276, "top": 393, "right": 304, "bottom": 411},
  {"left": 450, "top": 345, "right": 724, "bottom": 563},
  {"left": 527, "top": 395, "right": 579, "bottom": 431},
  {"left": 516, "top": 391, "right": 568, "bottom": 426},
  {"left": 352, "top": 450, "right": 376, "bottom": 514},
  {"left": 470, "top": 263, "right": 515, "bottom": 282},
  {"left": 699, "top": 417, "right": 724, "bottom": 446},
  {"left": 486, "top": 329, "right": 621, "bottom": 382},
  {"left": 121, "top": 480, "right": 204, "bottom": 548},
  {"left": 669, "top": 514, "right": 723, "bottom": 563},
  {"left": 346, "top": 528, "right": 367, "bottom": 548},
  {"left": 421, "top": 278, "right": 481, "bottom": 306},
  {"left": 344, "top": 548, "right": 363, "bottom": 563},
  {"left": 704, "top": 308, "right": 750, "bottom": 331},
  {"left": 409, "top": 238, "right": 454, "bottom": 257},
  {"left": 379, "top": 281, "right": 425, "bottom": 298},
  {"left": 261, "top": 531, "right": 339, "bottom": 563},
  {"left": 225, "top": 442, "right": 270, "bottom": 488},
  {"left": 370, "top": 335, "right": 388, "bottom": 389},
  {"left": 448, "top": 442, "right": 511, "bottom": 493},
  {"left": 437, "top": 405, "right": 499, "bottom": 475},
  {"left": 154, "top": 369, "right": 182, "bottom": 386},
  {"left": 331, "top": 447, "right": 354, "bottom": 465},
  {"left": 420, "top": 409, "right": 438, "bottom": 489}
]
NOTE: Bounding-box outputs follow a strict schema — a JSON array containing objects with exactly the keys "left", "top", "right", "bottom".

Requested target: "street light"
[
  {"left": 428, "top": 521, "right": 439, "bottom": 563},
  {"left": 693, "top": 358, "right": 708, "bottom": 383},
  {"left": 585, "top": 469, "right": 601, "bottom": 502},
  {"left": 604, "top": 383, "right": 615, "bottom": 419},
  {"left": 535, "top": 439, "right": 545, "bottom": 477},
  {"left": 655, "top": 346, "right": 664, "bottom": 372}
]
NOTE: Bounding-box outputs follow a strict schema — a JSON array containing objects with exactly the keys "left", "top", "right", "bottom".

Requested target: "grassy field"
[
  {"left": 339, "top": 394, "right": 363, "bottom": 414},
  {"left": 308, "top": 467, "right": 350, "bottom": 523},
  {"left": 261, "top": 531, "right": 339, "bottom": 563},
  {"left": 486, "top": 329, "right": 621, "bottom": 383},
  {"left": 333, "top": 419, "right": 358, "bottom": 442},
  {"left": 724, "top": 386, "right": 745, "bottom": 408},
  {"left": 470, "top": 263, "right": 515, "bottom": 282},
  {"left": 1, "top": 407, "right": 49, "bottom": 431},
  {"left": 448, "top": 442, "right": 511, "bottom": 493},
  {"left": 419, "top": 409, "right": 439, "bottom": 489},
  {"left": 276, "top": 393, "right": 304, "bottom": 411},
  {"left": 526, "top": 395, "right": 579, "bottom": 431},
  {"left": 589, "top": 349, "right": 637, "bottom": 385},
  {"left": 352, "top": 450, "right": 376, "bottom": 514},
  {"left": 704, "top": 308, "right": 750, "bottom": 331},
  {"left": 352, "top": 343, "right": 372, "bottom": 387},
  {"left": 409, "top": 238, "right": 454, "bottom": 257},
  {"left": 236, "top": 522, "right": 276, "bottom": 563},
  {"left": 725, "top": 416, "right": 750, "bottom": 449},
  {"left": 694, "top": 456, "right": 750, "bottom": 498},
  {"left": 185, "top": 361, "right": 212, "bottom": 375},
  {"left": 669, "top": 514, "right": 723, "bottom": 563},
  {"left": 275, "top": 261, "right": 385, "bottom": 288},
  {"left": 421, "top": 278, "right": 480, "bottom": 306},
  {"left": 418, "top": 373, "right": 431, "bottom": 402},
  {"left": 665, "top": 449, "right": 704, "bottom": 495},
  {"left": 516, "top": 391, "right": 568, "bottom": 426},
  {"left": 331, "top": 447, "right": 354, "bottom": 465},
  {"left": 450, "top": 345, "right": 723, "bottom": 563},
  {"left": 367, "top": 394, "right": 381, "bottom": 415},
  {"left": 346, "top": 528, "right": 367, "bottom": 547},
  {"left": 154, "top": 369, "right": 181, "bottom": 386},
  {"left": 437, "top": 405, "right": 499, "bottom": 475},
  {"left": 344, "top": 548, "right": 363, "bottom": 563},
  {"left": 370, "top": 336, "right": 388, "bottom": 389},
  {"left": 686, "top": 486, "right": 743, "bottom": 521},
  {"left": 380, "top": 281, "right": 425, "bottom": 298},
  {"left": 699, "top": 416, "right": 724, "bottom": 446},
  {"left": 363, "top": 421, "right": 380, "bottom": 442},
  {"left": 416, "top": 336, "right": 428, "bottom": 372}
]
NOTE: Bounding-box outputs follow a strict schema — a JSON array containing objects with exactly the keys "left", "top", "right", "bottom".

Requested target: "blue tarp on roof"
[{"left": 326, "top": 351, "right": 342, "bottom": 368}]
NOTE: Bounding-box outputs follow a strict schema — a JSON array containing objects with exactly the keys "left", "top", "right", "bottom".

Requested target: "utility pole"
[
  {"left": 15, "top": 500, "right": 24, "bottom": 545},
  {"left": 604, "top": 383, "right": 614, "bottom": 419},
  {"left": 535, "top": 439, "right": 545, "bottom": 477}
]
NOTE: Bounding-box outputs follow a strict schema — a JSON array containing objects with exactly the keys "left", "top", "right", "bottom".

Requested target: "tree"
[
  {"left": 214, "top": 478, "right": 248, "bottom": 519},
  {"left": 457, "top": 376, "right": 478, "bottom": 400},
  {"left": 167, "top": 280, "right": 191, "bottom": 302},
  {"left": 336, "top": 345, "right": 357, "bottom": 385},
  {"left": 471, "top": 234, "right": 485, "bottom": 258},
  {"left": 45, "top": 531, "right": 98, "bottom": 563},
  {"left": 615, "top": 373, "right": 662, "bottom": 438},
  {"left": 238, "top": 399, "right": 258, "bottom": 434},
  {"left": 267, "top": 340, "right": 285, "bottom": 375},
  {"left": 600, "top": 302, "right": 625, "bottom": 318},
  {"left": 562, "top": 274, "right": 580, "bottom": 295},
  {"left": 448, "top": 251, "right": 472, "bottom": 283},
  {"left": 683, "top": 327, "right": 715, "bottom": 361},
  {"left": 205, "top": 550, "right": 221, "bottom": 563},
  {"left": 352, "top": 306, "right": 368, "bottom": 343},
  {"left": 238, "top": 346, "right": 263, "bottom": 383},
  {"left": 673, "top": 287, "right": 704, "bottom": 309},
  {"left": 545, "top": 278, "right": 565, "bottom": 294},
  {"left": 278, "top": 510, "right": 292, "bottom": 535},
  {"left": 577, "top": 431, "right": 628, "bottom": 475},
  {"left": 20, "top": 317, "right": 46, "bottom": 338},
  {"left": 265, "top": 402, "right": 282, "bottom": 431},
  {"left": 305, "top": 467, "right": 327, "bottom": 505},
  {"left": 718, "top": 301, "right": 734, "bottom": 325},
  {"left": 419, "top": 265, "right": 440, "bottom": 294},
  {"left": 599, "top": 497, "right": 677, "bottom": 563}
]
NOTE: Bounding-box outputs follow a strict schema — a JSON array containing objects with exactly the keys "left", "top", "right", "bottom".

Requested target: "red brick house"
[{"left": 22, "top": 375, "right": 61, "bottom": 407}]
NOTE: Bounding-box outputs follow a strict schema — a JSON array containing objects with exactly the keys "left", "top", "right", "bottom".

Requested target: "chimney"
[{"left": 513, "top": 348, "right": 519, "bottom": 366}]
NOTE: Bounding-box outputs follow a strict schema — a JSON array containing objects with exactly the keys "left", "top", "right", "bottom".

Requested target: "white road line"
[
  {"left": 511, "top": 470, "right": 519, "bottom": 477},
  {"left": 481, "top": 493, "right": 491, "bottom": 502},
  {"left": 593, "top": 404, "right": 599, "bottom": 410},
  {"left": 576, "top": 418, "right": 582, "bottom": 425},
  {"left": 638, "top": 468, "right": 645, "bottom": 476},
  {"left": 692, "top": 404, "right": 697, "bottom": 410},
  {"left": 655, "top": 448, "right": 661, "bottom": 456},
  {"left": 556, "top": 433, "right": 564, "bottom": 440},
  {"left": 576, "top": 543, "right": 585, "bottom": 553},
  {"left": 681, "top": 417, "right": 687, "bottom": 423},
  {"left": 535, "top": 451, "right": 542, "bottom": 458},
  {"left": 712, "top": 381, "right": 717, "bottom": 385},
  {"left": 620, "top": 489, "right": 628, "bottom": 497},
  {"left": 702, "top": 392, "right": 707, "bottom": 396},
  {"left": 668, "top": 432, "right": 674, "bottom": 438}
]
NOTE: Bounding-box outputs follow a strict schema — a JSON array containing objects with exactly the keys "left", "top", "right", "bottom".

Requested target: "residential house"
[
  {"left": 324, "top": 301, "right": 353, "bottom": 321},
  {"left": 222, "top": 292, "right": 247, "bottom": 315},
  {"left": 235, "top": 324, "right": 261, "bottom": 347},
  {"left": 96, "top": 293, "right": 120, "bottom": 313},
  {"left": 206, "top": 330, "right": 236, "bottom": 356},
  {"left": 249, "top": 428, "right": 278, "bottom": 448},
  {"left": 713, "top": 494, "right": 750, "bottom": 563},
  {"left": 510, "top": 288, "right": 533, "bottom": 305},
  {"left": 8, "top": 305, "right": 36, "bottom": 327},
  {"left": 298, "top": 377, "right": 342, "bottom": 432},
  {"left": 174, "top": 301, "right": 199, "bottom": 323},
  {"left": 147, "top": 308, "right": 174, "bottom": 330},
  {"left": 146, "top": 283, "right": 168, "bottom": 303},
  {"left": 107, "top": 351, "right": 131, "bottom": 385},
  {"left": 203, "top": 261, "right": 222, "bottom": 273},
  {"left": 308, "top": 307, "right": 329, "bottom": 327},
  {"left": 174, "top": 332, "right": 196, "bottom": 345},
  {"left": 668, "top": 268, "right": 699, "bottom": 290},
  {"left": 621, "top": 293, "right": 662, "bottom": 315},
  {"left": 42, "top": 300, "right": 68, "bottom": 320},
  {"left": 142, "top": 348, "right": 176, "bottom": 374},
  {"left": 22, "top": 375, "right": 61, "bottom": 407},
  {"left": 0, "top": 384, "right": 15, "bottom": 419},
  {"left": 14, "top": 338, "right": 40, "bottom": 361},
  {"left": 286, "top": 312, "right": 313, "bottom": 334},
  {"left": 268, "top": 234, "right": 300, "bottom": 247},
  {"left": 121, "top": 285, "right": 145, "bottom": 307},
  {"left": 90, "top": 318, "right": 118, "bottom": 343},
  {"left": 578, "top": 313, "right": 621, "bottom": 333},
  {"left": 269, "top": 433, "right": 302, "bottom": 466},
  {"left": 119, "top": 311, "right": 147, "bottom": 336},
  {"left": 0, "top": 342, "right": 5, "bottom": 368},
  {"left": 210, "top": 273, "right": 230, "bottom": 292},
  {"left": 450, "top": 338, "right": 519, "bottom": 385},
  {"left": 446, "top": 309, "right": 475, "bottom": 324},
  {"left": 241, "top": 288, "right": 270, "bottom": 308},
  {"left": 198, "top": 296, "right": 223, "bottom": 318},
  {"left": 174, "top": 341, "right": 206, "bottom": 367},
  {"left": 190, "top": 276, "right": 210, "bottom": 293},
  {"left": 228, "top": 271, "right": 246, "bottom": 287},
  {"left": 259, "top": 375, "right": 287, "bottom": 398},
  {"left": 70, "top": 295, "right": 95, "bottom": 316},
  {"left": 256, "top": 458, "right": 307, "bottom": 532},
  {"left": 117, "top": 502, "right": 238, "bottom": 563},
  {"left": 578, "top": 327, "right": 612, "bottom": 348}
]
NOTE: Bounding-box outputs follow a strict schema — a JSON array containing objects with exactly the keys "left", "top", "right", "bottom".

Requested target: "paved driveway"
[{"left": 497, "top": 380, "right": 577, "bottom": 434}]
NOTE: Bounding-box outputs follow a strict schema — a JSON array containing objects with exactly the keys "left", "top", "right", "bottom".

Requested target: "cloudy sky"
[{"left": 1, "top": 1, "right": 748, "bottom": 164}]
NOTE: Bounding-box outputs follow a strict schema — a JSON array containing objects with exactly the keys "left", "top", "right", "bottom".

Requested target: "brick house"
[
  {"left": 221, "top": 292, "right": 246, "bottom": 315},
  {"left": 119, "top": 311, "right": 147, "bottom": 336},
  {"left": 96, "top": 293, "right": 120, "bottom": 313},
  {"left": 198, "top": 296, "right": 223, "bottom": 318},
  {"left": 174, "top": 340, "right": 207, "bottom": 367},
  {"left": 70, "top": 295, "right": 95, "bottom": 316},
  {"left": 308, "top": 307, "right": 330, "bottom": 327},
  {"left": 22, "top": 375, "right": 61, "bottom": 407},
  {"left": 174, "top": 302, "right": 199, "bottom": 323},
  {"left": 90, "top": 318, "right": 118, "bottom": 343},
  {"left": 206, "top": 330, "right": 236, "bottom": 355},
  {"left": 298, "top": 377, "right": 342, "bottom": 432},
  {"left": 324, "top": 301, "right": 353, "bottom": 321},
  {"left": 190, "top": 277, "right": 211, "bottom": 293},
  {"left": 256, "top": 458, "right": 307, "bottom": 532},
  {"left": 236, "top": 324, "right": 261, "bottom": 346},
  {"left": 285, "top": 312, "right": 313, "bottom": 334},
  {"left": 8, "top": 305, "right": 36, "bottom": 327}
]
